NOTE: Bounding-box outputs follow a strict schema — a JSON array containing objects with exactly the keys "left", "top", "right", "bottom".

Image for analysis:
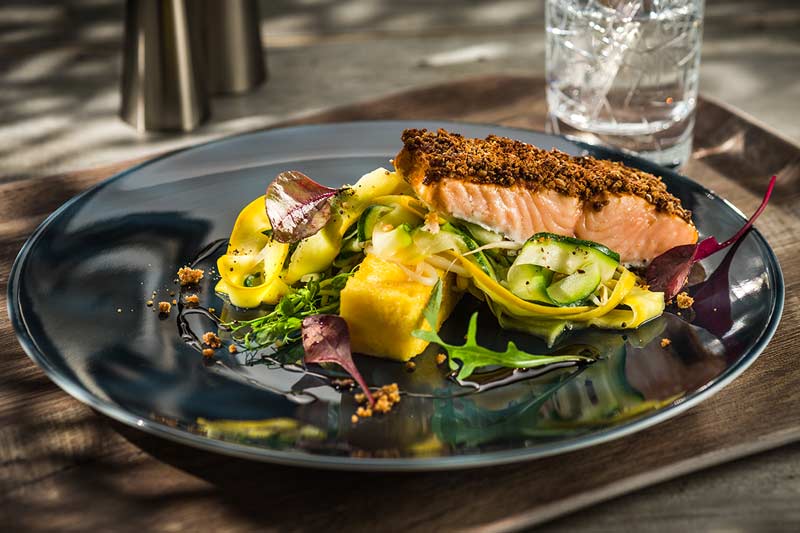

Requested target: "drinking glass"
[{"left": 545, "top": 0, "right": 704, "bottom": 167}]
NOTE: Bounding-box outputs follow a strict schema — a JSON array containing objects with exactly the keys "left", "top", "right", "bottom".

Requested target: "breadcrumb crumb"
[
  {"left": 436, "top": 353, "right": 447, "bottom": 365},
  {"left": 372, "top": 383, "right": 401, "bottom": 414},
  {"left": 351, "top": 414, "right": 359, "bottom": 424},
  {"left": 332, "top": 378, "right": 355, "bottom": 389},
  {"left": 405, "top": 361, "right": 416, "bottom": 372},
  {"left": 158, "top": 301, "right": 171, "bottom": 314},
  {"left": 177, "top": 266, "right": 204, "bottom": 286},
  {"left": 353, "top": 383, "right": 401, "bottom": 419},
  {"left": 184, "top": 294, "right": 200, "bottom": 306},
  {"left": 228, "top": 344, "right": 237, "bottom": 354},
  {"left": 202, "top": 348, "right": 215, "bottom": 358},
  {"left": 660, "top": 338, "right": 672, "bottom": 348},
  {"left": 146, "top": 300, "right": 154, "bottom": 307},
  {"left": 676, "top": 292, "right": 694, "bottom": 309},
  {"left": 423, "top": 211, "right": 441, "bottom": 234},
  {"left": 202, "top": 332, "right": 222, "bottom": 349}
]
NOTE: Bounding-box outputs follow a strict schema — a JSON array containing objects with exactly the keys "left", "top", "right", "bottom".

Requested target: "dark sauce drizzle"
[{"left": 177, "top": 239, "right": 594, "bottom": 403}]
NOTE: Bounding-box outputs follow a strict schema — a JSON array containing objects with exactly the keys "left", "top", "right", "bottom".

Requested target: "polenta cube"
[{"left": 339, "top": 255, "right": 460, "bottom": 361}]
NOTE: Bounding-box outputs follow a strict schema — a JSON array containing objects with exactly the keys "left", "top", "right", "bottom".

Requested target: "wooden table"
[{"left": 2, "top": 76, "right": 799, "bottom": 532}]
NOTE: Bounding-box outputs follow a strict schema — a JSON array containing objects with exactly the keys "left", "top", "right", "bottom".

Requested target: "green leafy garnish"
[
  {"left": 412, "top": 280, "right": 596, "bottom": 380},
  {"left": 224, "top": 270, "right": 353, "bottom": 349}
]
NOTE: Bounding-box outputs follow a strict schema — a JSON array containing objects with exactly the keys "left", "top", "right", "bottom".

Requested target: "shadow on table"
[{"left": 110, "top": 417, "right": 521, "bottom": 523}]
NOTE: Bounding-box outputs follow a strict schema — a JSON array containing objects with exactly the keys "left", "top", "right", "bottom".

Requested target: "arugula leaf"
[
  {"left": 412, "top": 280, "right": 595, "bottom": 380},
  {"left": 422, "top": 276, "right": 443, "bottom": 329}
]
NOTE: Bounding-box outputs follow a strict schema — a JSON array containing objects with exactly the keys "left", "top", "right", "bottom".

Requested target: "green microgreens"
[{"left": 223, "top": 270, "right": 353, "bottom": 350}]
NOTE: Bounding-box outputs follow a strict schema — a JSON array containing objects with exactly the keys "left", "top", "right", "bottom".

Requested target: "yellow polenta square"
[{"left": 339, "top": 255, "right": 460, "bottom": 361}]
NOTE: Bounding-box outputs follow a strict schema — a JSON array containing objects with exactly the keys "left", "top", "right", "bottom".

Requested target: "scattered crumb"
[
  {"left": 228, "top": 344, "right": 237, "bottom": 354},
  {"left": 660, "top": 338, "right": 672, "bottom": 348},
  {"left": 332, "top": 378, "right": 355, "bottom": 389},
  {"left": 405, "top": 361, "right": 416, "bottom": 372},
  {"left": 202, "top": 331, "right": 222, "bottom": 349},
  {"left": 351, "top": 414, "right": 359, "bottom": 424},
  {"left": 208, "top": 307, "right": 216, "bottom": 314},
  {"left": 145, "top": 300, "right": 154, "bottom": 307},
  {"left": 676, "top": 292, "right": 694, "bottom": 309},
  {"left": 171, "top": 299, "right": 177, "bottom": 305},
  {"left": 352, "top": 383, "right": 401, "bottom": 420},
  {"left": 158, "top": 301, "right": 171, "bottom": 314},
  {"left": 202, "top": 348, "right": 215, "bottom": 358},
  {"left": 423, "top": 211, "right": 441, "bottom": 234},
  {"left": 177, "top": 266, "right": 204, "bottom": 286},
  {"left": 184, "top": 294, "right": 200, "bottom": 306},
  {"left": 168, "top": 290, "right": 175, "bottom": 297},
  {"left": 436, "top": 353, "right": 447, "bottom": 365},
  {"left": 372, "top": 383, "right": 401, "bottom": 414}
]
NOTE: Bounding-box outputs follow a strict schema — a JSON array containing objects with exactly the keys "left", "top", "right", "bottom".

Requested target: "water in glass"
[{"left": 546, "top": 0, "right": 704, "bottom": 167}]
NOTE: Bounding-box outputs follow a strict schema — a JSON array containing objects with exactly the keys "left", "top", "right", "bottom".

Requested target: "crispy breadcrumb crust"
[{"left": 398, "top": 128, "right": 692, "bottom": 222}]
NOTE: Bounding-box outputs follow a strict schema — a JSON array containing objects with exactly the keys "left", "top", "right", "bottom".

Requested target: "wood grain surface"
[{"left": 1, "top": 75, "right": 798, "bottom": 532}]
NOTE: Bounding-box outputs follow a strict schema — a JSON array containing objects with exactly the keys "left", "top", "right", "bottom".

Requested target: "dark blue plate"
[{"left": 8, "top": 121, "right": 784, "bottom": 470}]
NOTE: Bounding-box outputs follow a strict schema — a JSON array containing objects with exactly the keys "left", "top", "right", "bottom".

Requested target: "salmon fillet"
[{"left": 394, "top": 128, "right": 698, "bottom": 265}]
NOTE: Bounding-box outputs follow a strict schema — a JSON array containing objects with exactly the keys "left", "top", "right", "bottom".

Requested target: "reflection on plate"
[{"left": 9, "top": 121, "right": 783, "bottom": 470}]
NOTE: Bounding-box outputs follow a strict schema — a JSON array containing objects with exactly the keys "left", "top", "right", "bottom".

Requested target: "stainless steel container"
[
  {"left": 119, "top": 0, "right": 209, "bottom": 132},
  {"left": 202, "top": 0, "right": 267, "bottom": 95}
]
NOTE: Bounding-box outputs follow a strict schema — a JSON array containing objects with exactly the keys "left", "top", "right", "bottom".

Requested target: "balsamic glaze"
[
  {"left": 177, "top": 272, "right": 588, "bottom": 402},
  {"left": 189, "top": 238, "right": 229, "bottom": 268},
  {"left": 174, "top": 238, "right": 724, "bottom": 409}
]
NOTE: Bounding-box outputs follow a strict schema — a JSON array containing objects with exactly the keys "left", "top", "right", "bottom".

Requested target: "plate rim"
[{"left": 7, "top": 119, "right": 785, "bottom": 471}]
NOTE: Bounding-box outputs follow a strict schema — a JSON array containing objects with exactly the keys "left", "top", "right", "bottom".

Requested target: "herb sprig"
[
  {"left": 224, "top": 270, "right": 353, "bottom": 349},
  {"left": 412, "top": 280, "right": 596, "bottom": 380}
]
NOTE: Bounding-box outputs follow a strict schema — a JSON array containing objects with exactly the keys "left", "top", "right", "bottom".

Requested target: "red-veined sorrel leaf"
[
  {"left": 647, "top": 175, "right": 776, "bottom": 300},
  {"left": 265, "top": 170, "right": 339, "bottom": 243},
  {"left": 301, "top": 315, "right": 374, "bottom": 406},
  {"left": 690, "top": 237, "right": 745, "bottom": 339}
]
